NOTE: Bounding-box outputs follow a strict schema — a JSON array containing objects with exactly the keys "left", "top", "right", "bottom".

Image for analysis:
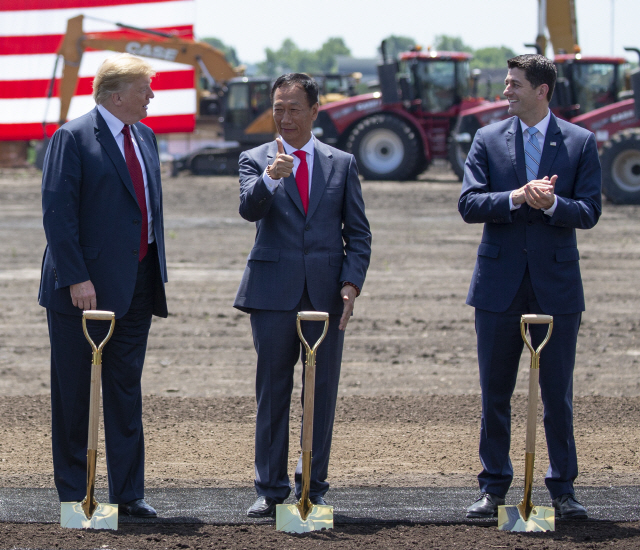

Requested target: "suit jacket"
[
  {"left": 39, "top": 107, "right": 168, "bottom": 319},
  {"left": 234, "top": 137, "right": 371, "bottom": 315},
  {"left": 458, "top": 113, "right": 601, "bottom": 315}
]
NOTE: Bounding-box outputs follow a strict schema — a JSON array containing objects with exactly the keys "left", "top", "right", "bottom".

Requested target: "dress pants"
[
  {"left": 250, "top": 286, "right": 344, "bottom": 502},
  {"left": 47, "top": 243, "right": 157, "bottom": 503},
  {"left": 475, "top": 268, "right": 581, "bottom": 499}
]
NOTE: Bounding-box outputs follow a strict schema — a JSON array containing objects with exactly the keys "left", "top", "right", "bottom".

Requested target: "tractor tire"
[
  {"left": 448, "top": 135, "right": 467, "bottom": 182},
  {"left": 600, "top": 129, "right": 640, "bottom": 204},
  {"left": 345, "top": 114, "right": 420, "bottom": 181}
]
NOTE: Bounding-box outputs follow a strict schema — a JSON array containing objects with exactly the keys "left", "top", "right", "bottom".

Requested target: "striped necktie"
[{"left": 524, "top": 127, "right": 541, "bottom": 182}]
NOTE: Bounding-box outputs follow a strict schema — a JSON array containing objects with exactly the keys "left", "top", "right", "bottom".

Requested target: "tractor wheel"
[
  {"left": 345, "top": 114, "right": 421, "bottom": 181},
  {"left": 601, "top": 130, "right": 640, "bottom": 204},
  {"left": 448, "top": 135, "right": 468, "bottom": 182}
]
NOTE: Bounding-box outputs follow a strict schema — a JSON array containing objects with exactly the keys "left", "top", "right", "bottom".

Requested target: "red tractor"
[
  {"left": 451, "top": 52, "right": 640, "bottom": 204},
  {"left": 312, "top": 42, "right": 487, "bottom": 181}
]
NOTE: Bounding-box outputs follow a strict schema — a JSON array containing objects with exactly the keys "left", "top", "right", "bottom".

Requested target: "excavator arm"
[
  {"left": 546, "top": 0, "right": 579, "bottom": 54},
  {"left": 55, "top": 14, "right": 240, "bottom": 124}
]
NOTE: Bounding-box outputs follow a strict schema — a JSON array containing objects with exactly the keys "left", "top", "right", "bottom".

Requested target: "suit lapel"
[
  {"left": 92, "top": 108, "right": 138, "bottom": 203},
  {"left": 307, "top": 139, "right": 332, "bottom": 220},
  {"left": 537, "top": 114, "right": 561, "bottom": 179},
  {"left": 506, "top": 117, "right": 527, "bottom": 188}
]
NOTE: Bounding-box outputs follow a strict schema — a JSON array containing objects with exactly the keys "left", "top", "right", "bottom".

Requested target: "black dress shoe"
[
  {"left": 466, "top": 492, "right": 505, "bottom": 518},
  {"left": 118, "top": 498, "right": 157, "bottom": 518},
  {"left": 247, "top": 496, "right": 279, "bottom": 518},
  {"left": 310, "top": 496, "right": 327, "bottom": 506},
  {"left": 552, "top": 493, "right": 588, "bottom": 519}
]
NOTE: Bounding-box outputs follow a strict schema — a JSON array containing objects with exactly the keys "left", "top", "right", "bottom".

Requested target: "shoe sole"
[
  {"left": 466, "top": 512, "right": 498, "bottom": 519},
  {"left": 247, "top": 510, "right": 276, "bottom": 518}
]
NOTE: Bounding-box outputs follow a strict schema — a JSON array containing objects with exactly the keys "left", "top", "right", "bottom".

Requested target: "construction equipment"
[
  {"left": 312, "top": 40, "right": 488, "bottom": 181},
  {"left": 497, "top": 314, "right": 555, "bottom": 533},
  {"left": 276, "top": 311, "right": 333, "bottom": 533},
  {"left": 451, "top": 1, "right": 640, "bottom": 204},
  {"left": 61, "top": 310, "right": 118, "bottom": 530}
]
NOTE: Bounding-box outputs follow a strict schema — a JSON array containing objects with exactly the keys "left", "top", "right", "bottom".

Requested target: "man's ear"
[
  {"left": 110, "top": 92, "right": 122, "bottom": 107},
  {"left": 538, "top": 84, "right": 549, "bottom": 100}
]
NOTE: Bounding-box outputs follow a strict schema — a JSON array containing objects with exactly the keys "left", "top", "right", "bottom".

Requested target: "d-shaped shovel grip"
[
  {"left": 520, "top": 314, "right": 553, "bottom": 364},
  {"left": 82, "top": 310, "right": 116, "bottom": 365}
]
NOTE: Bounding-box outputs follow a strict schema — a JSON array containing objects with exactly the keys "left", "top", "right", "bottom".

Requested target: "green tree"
[
  {"left": 256, "top": 38, "right": 352, "bottom": 76},
  {"left": 472, "top": 46, "right": 518, "bottom": 69},
  {"left": 433, "top": 35, "right": 473, "bottom": 53},
  {"left": 200, "top": 37, "right": 240, "bottom": 68},
  {"left": 380, "top": 35, "right": 417, "bottom": 60},
  {"left": 317, "top": 37, "right": 351, "bottom": 73}
]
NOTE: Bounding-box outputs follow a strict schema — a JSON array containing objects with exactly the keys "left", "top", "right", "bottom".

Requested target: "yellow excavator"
[
  {"left": 54, "top": 14, "right": 242, "bottom": 126},
  {"left": 534, "top": 0, "right": 579, "bottom": 56}
]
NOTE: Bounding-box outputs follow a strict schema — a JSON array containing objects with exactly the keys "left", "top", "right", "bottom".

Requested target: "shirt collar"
[
  {"left": 280, "top": 134, "right": 315, "bottom": 156},
  {"left": 97, "top": 104, "right": 128, "bottom": 139},
  {"left": 519, "top": 109, "right": 551, "bottom": 140}
]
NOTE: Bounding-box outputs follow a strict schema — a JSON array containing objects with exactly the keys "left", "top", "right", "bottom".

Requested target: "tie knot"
[
  {"left": 293, "top": 150, "right": 306, "bottom": 162},
  {"left": 527, "top": 127, "right": 539, "bottom": 138},
  {"left": 122, "top": 125, "right": 131, "bottom": 137}
]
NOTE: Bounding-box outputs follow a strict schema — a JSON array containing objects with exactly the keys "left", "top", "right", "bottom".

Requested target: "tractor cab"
[
  {"left": 396, "top": 50, "right": 476, "bottom": 115},
  {"left": 222, "top": 77, "right": 274, "bottom": 145},
  {"left": 553, "top": 55, "right": 629, "bottom": 117}
]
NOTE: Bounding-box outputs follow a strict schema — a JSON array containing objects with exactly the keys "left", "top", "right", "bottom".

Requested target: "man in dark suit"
[
  {"left": 234, "top": 73, "right": 371, "bottom": 517},
  {"left": 39, "top": 53, "right": 167, "bottom": 517},
  {"left": 459, "top": 55, "right": 601, "bottom": 519}
]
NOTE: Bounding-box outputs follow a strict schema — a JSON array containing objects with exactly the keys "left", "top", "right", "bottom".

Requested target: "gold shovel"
[
  {"left": 498, "top": 314, "right": 555, "bottom": 532},
  {"left": 276, "top": 311, "right": 334, "bottom": 533},
  {"left": 60, "top": 310, "right": 118, "bottom": 530}
]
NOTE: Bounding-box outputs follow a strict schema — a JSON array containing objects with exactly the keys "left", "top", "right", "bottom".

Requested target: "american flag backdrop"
[{"left": 0, "top": 0, "right": 196, "bottom": 141}]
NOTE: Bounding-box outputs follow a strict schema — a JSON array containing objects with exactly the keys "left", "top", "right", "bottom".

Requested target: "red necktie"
[
  {"left": 122, "top": 125, "right": 148, "bottom": 261},
  {"left": 293, "top": 150, "right": 309, "bottom": 214}
]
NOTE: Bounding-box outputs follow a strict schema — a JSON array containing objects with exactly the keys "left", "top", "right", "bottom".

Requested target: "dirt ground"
[{"left": 2, "top": 163, "right": 640, "bottom": 548}]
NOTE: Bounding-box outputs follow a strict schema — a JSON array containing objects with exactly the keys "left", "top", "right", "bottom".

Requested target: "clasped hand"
[{"left": 513, "top": 175, "right": 557, "bottom": 210}]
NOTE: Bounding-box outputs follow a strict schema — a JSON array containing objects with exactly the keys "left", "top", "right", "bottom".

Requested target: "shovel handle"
[
  {"left": 521, "top": 314, "right": 553, "bottom": 324},
  {"left": 296, "top": 312, "right": 329, "bottom": 450},
  {"left": 520, "top": 315, "right": 553, "bottom": 360},
  {"left": 82, "top": 311, "right": 116, "bottom": 363}
]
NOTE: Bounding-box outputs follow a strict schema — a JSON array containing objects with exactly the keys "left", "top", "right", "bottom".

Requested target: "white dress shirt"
[
  {"left": 262, "top": 134, "right": 315, "bottom": 195},
  {"left": 510, "top": 109, "right": 557, "bottom": 216},
  {"left": 97, "top": 104, "right": 154, "bottom": 243}
]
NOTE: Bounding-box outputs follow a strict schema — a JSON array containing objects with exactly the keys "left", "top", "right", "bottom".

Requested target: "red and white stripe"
[{"left": 0, "top": 0, "right": 196, "bottom": 141}]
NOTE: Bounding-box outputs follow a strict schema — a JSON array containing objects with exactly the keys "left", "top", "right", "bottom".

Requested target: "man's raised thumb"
[{"left": 276, "top": 137, "right": 284, "bottom": 155}]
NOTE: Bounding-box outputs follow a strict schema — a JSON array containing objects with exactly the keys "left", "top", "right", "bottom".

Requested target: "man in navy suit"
[
  {"left": 459, "top": 55, "right": 601, "bottom": 519},
  {"left": 39, "top": 53, "right": 167, "bottom": 517},
  {"left": 234, "top": 73, "right": 371, "bottom": 517}
]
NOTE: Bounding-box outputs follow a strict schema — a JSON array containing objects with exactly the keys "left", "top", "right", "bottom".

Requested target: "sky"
[{"left": 195, "top": 0, "right": 640, "bottom": 64}]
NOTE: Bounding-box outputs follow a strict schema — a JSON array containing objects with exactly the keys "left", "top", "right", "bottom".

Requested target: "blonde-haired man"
[{"left": 39, "top": 53, "right": 168, "bottom": 518}]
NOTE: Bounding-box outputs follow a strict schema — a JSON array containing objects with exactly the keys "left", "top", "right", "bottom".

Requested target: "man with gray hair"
[{"left": 39, "top": 53, "right": 168, "bottom": 517}]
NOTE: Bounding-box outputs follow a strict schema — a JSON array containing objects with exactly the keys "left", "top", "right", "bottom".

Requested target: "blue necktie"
[{"left": 525, "top": 127, "right": 541, "bottom": 182}]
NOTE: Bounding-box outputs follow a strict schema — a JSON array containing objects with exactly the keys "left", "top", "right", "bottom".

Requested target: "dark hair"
[
  {"left": 270, "top": 73, "right": 319, "bottom": 107},
  {"left": 507, "top": 54, "right": 557, "bottom": 101}
]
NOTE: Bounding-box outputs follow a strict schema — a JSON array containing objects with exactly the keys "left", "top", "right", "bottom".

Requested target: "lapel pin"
[{"left": 550, "top": 142, "right": 556, "bottom": 146}]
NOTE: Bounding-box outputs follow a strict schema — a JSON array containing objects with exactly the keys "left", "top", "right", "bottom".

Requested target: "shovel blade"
[
  {"left": 61, "top": 501, "right": 118, "bottom": 530},
  {"left": 275, "top": 503, "right": 333, "bottom": 533},
  {"left": 498, "top": 504, "right": 554, "bottom": 532}
]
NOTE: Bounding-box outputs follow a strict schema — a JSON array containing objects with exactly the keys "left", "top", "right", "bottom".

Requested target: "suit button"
[
  {"left": 304, "top": 249, "right": 309, "bottom": 255},
  {"left": 305, "top": 225, "right": 310, "bottom": 231},
  {"left": 528, "top": 221, "right": 533, "bottom": 226},
  {"left": 523, "top": 249, "right": 527, "bottom": 253},
  {"left": 133, "top": 219, "right": 140, "bottom": 225},
  {"left": 133, "top": 249, "right": 138, "bottom": 256}
]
